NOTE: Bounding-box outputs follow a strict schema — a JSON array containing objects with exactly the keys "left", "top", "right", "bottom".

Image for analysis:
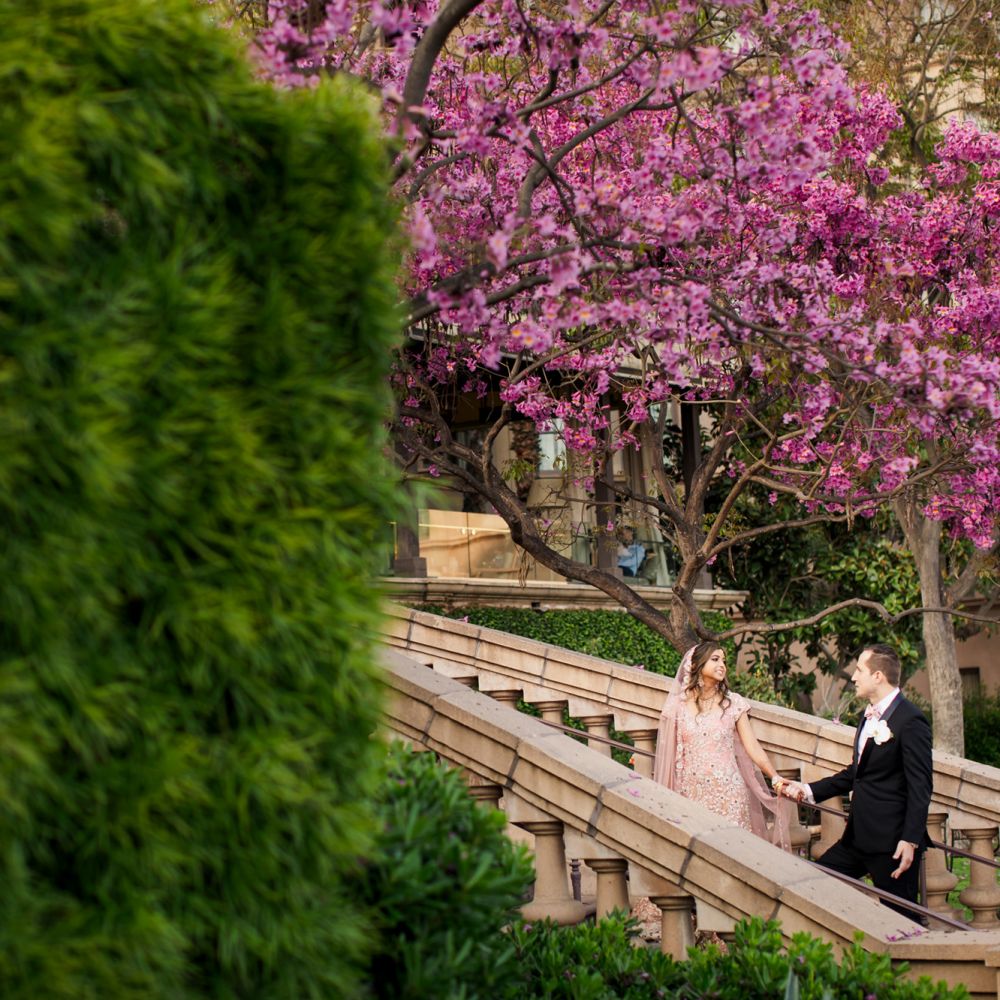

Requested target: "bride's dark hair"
[{"left": 684, "top": 641, "right": 732, "bottom": 713}]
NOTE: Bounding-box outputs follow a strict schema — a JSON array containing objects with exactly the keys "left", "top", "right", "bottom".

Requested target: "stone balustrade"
[{"left": 383, "top": 646, "right": 1000, "bottom": 998}]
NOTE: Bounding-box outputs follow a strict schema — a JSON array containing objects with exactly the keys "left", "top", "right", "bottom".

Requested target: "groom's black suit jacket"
[{"left": 810, "top": 693, "right": 933, "bottom": 854}]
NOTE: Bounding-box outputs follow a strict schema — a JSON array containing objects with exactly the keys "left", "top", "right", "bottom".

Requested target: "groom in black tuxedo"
[{"left": 789, "top": 644, "right": 933, "bottom": 919}]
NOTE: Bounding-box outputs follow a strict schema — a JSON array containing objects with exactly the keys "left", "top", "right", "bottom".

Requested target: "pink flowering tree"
[{"left": 237, "top": 0, "right": 1000, "bottom": 752}]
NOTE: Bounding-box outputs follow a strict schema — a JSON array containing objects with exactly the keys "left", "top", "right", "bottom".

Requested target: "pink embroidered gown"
[{"left": 673, "top": 691, "right": 753, "bottom": 831}]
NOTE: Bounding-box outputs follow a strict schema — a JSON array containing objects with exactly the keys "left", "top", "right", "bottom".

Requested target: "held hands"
[{"left": 778, "top": 780, "right": 809, "bottom": 802}]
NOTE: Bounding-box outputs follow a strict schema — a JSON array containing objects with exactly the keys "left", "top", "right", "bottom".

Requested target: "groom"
[{"left": 788, "top": 644, "right": 933, "bottom": 919}]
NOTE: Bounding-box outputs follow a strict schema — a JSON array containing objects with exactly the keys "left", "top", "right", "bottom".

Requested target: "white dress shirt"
[{"left": 856, "top": 688, "right": 900, "bottom": 757}]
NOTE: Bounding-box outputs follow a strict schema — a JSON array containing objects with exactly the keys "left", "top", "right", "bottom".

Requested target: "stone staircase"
[{"left": 380, "top": 604, "right": 1000, "bottom": 998}]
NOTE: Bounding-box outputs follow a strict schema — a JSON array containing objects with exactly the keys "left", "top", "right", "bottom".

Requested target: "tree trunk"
[{"left": 895, "top": 499, "right": 965, "bottom": 755}]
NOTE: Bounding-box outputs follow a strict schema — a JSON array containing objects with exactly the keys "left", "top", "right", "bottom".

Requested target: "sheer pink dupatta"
[{"left": 652, "top": 648, "right": 791, "bottom": 851}]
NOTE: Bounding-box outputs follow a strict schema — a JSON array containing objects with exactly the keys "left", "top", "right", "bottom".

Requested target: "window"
[{"left": 537, "top": 420, "right": 566, "bottom": 473}]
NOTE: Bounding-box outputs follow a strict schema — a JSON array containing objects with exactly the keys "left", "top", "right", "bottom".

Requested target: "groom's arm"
[
  {"left": 808, "top": 763, "right": 856, "bottom": 803},
  {"left": 899, "top": 712, "right": 933, "bottom": 846}
]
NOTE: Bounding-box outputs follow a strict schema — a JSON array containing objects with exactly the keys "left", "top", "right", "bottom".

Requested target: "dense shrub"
[
  {"left": 503, "top": 914, "right": 682, "bottom": 999},
  {"left": 503, "top": 915, "right": 968, "bottom": 1000},
  {"left": 356, "top": 744, "right": 534, "bottom": 1000},
  {"left": 963, "top": 689, "right": 1000, "bottom": 768},
  {"left": 0, "top": 0, "right": 399, "bottom": 995},
  {"left": 419, "top": 606, "right": 790, "bottom": 705}
]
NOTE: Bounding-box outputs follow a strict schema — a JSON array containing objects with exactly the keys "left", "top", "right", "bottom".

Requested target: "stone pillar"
[
  {"left": 579, "top": 714, "right": 614, "bottom": 757},
  {"left": 533, "top": 699, "right": 568, "bottom": 726},
  {"left": 585, "top": 857, "right": 630, "bottom": 919},
  {"left": 777, "top": 767, "right": 811, "bottom": 855},
  {"left": 391, "top": 503, "right": 427, "bottom": 577},
  {"left": 594, "top": 441, "right": 620, "bottom": 575},
  {"left": 651, "top": 889, "right": 695, "bottom": 959},
  {"left": 489, "top": 689, "right": 524, "bottom": 709},
  {"left": 626, "top": 729, "right": 657, "bottom": 777},
  {"left": 811, "top": 801, "right": 847, "bottom": 860},
  {"left": 956, "top": 827, "right": 1000, "bottom": 929},
  {"left": 516, "top": 820, "right": 588, "bottom": 925},
  {"left": 923, "top": 812, "right": 960, "bottom": 919}
]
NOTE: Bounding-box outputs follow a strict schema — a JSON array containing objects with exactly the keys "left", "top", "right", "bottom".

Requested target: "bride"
[
  {"left": 630, "top": 642, "right": 791, "bottom": 937},
  {"left": 653, "top": 641, "right": 790, "bottom": 846}
]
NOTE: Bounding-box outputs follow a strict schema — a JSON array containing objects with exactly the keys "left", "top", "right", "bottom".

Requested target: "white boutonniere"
[{"left": 872, "top": 720, "right": 893, "bottom": 745}]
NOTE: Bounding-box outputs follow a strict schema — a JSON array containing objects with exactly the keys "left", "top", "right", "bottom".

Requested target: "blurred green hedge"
[{"left": 0, "top": 0, "right": 400, "bottom": 995}]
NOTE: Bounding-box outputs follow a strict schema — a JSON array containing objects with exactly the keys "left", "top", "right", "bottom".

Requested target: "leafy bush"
[
  {"left": 503, "top": 914, "right": 682, "bottom": 1000},
  {"left": 963, "top": 688, "right": 1000, "bottom": 768},
  {"left": 356, "top": 744, "right": 534, "bottom": 1000},
  {"left": 502, "top": 915, "right": 968, "bottom": 1000},
  {"left": 0, "top": 0, "right": 399, "bottom": 994}
]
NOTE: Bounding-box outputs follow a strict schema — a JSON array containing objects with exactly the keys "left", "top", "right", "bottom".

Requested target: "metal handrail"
[{"left": 810, "top": 862, "right": 968, "bottom": 932}]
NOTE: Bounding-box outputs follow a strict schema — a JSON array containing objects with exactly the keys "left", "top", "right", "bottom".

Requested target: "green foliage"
[
  {"left": 503, "top": 915, "right": 968, "bottom": 1000},
  {"left": 962, "top": 688, "right": 1000, "bottom": 768},
  {"left": 356, "top": 744, "right": 535, "bottom": 1000},
  {"left": 715, "top": 503, "right": 925, "bottom": 692},
  {"left": 502, "top": 913, "right": 683, "bottom": 999},
  {"left": 0, "top": 0, "right": 400, "bottom": 995}
]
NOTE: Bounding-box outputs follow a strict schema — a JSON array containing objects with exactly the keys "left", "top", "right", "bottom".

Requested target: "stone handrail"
[{"left": 383, "top": 646, "right": 1000, "bottom": 996}]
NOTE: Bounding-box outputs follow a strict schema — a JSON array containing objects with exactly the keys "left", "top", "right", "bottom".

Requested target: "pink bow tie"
[{"left": 864, "top": 705, "right": 881, "bottom": 721}]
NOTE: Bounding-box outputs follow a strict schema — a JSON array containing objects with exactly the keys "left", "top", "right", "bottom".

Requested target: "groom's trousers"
[{"left": 815, "top": 840, "right": 926, "bottom": 923}]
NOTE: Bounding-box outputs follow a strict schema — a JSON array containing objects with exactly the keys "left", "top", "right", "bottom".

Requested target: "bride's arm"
[{"left": 735, "top": 712, "right": 781, "bottom": 785}]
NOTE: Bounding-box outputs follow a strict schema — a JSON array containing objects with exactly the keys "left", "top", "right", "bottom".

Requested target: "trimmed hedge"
[
  {"left": 420, "top": 606, "right": 790, "bottom": 705},
  {"left": 1, "top": 1, "right": 400, "bottom": 995}
]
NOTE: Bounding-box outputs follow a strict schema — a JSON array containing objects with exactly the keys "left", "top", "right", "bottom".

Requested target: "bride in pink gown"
[
  {"left": 631, "top": 642, "right": 790, "bottom": 936},
  {"left": 653, "top": 641, "right": 790, "bottom": 845}
]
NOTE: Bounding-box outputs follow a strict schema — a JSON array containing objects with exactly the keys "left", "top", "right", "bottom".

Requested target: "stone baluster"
[
  {"left": 532, "top": 699, "right": 568, "bottom": 726},
  {"left": 579, "top": 714, "right": 614, "bottom": 757},
  {"left": 777, "top": 767, "right": 811, "bottom": 855},
  {"left": 569, "top": 858, "right": 582, "bottom": 902},
  {"left": 650, "top": 889, "right": 695, "bottom": 959},
  {"left": 811, "top": 798, "right": 847, "bottom": 860},
  {"left": 584, "top": 857, "right": 630, "bottom": 918},
  {"left": 923, "top": 812, "right": 960, "bottom": 919},
  {"left": 625, "top": 728, "right": 657, "bottom": 777},
  {"left": 467, "top": 781, "right": 504, "bottom": 812},
  {"left": 488, "top": 689, "right": 524, "bottom": 709},
  {"left": 956, "top": 826, "right": 1000, "bottom": 929},
  {"left": 516, "top": 820, "right": 588, "bottom": 925}
]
